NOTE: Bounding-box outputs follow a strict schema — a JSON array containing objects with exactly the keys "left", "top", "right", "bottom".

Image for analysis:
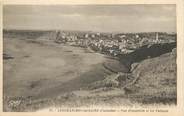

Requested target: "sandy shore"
[{"left": 3, "top": 37, "right": 114, "bottom": 99}]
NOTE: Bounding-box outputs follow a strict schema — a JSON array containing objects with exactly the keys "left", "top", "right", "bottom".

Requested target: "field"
[{"left": 3, "top": 30, "right": 177, "bottom": 111}]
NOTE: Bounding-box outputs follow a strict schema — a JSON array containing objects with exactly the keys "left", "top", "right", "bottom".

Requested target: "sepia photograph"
[{"left": 2, "top": 4, "right": 177, "bottom": 112}]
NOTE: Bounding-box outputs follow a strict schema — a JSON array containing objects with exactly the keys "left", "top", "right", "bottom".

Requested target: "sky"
[{"left": 3, "top": 5, "right": 176, "bottom": 33}]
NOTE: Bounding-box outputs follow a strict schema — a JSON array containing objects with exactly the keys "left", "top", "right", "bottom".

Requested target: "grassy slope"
[{"left": 126, "top": 48, "right": 176, "bottom": 104}]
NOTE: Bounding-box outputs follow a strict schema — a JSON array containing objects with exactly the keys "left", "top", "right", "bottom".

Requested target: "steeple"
[{"left": 156, "top": 32, "right": 159, "bottom": 42}]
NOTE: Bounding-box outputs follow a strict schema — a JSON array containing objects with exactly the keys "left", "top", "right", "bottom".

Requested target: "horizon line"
[{"left": 3, "top": 28, "right": 176, "bottom": 34}]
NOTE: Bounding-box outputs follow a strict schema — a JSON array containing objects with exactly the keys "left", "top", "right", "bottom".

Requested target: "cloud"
[
  {"left": 3, "top": 5, "right": 176, "bottom": 32},
  {"left": 4, "top": 5, "right": 176, "bottom": 16}
]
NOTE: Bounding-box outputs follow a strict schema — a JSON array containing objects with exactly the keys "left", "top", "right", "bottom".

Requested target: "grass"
[{"left": 125, "top": 49, "right": 177, "bottom": 105}]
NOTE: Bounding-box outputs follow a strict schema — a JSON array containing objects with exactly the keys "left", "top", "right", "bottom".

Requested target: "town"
[{"left": 54, "top": 31, "right": 176, "bottom": 56}]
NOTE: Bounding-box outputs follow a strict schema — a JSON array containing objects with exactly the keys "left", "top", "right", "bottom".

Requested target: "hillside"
[
  {"left": 126, "top": 48, "right": 176, "bottom": 104},
  {"left": 81, "top": 46, "right": 177, "bottom": 105}
]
